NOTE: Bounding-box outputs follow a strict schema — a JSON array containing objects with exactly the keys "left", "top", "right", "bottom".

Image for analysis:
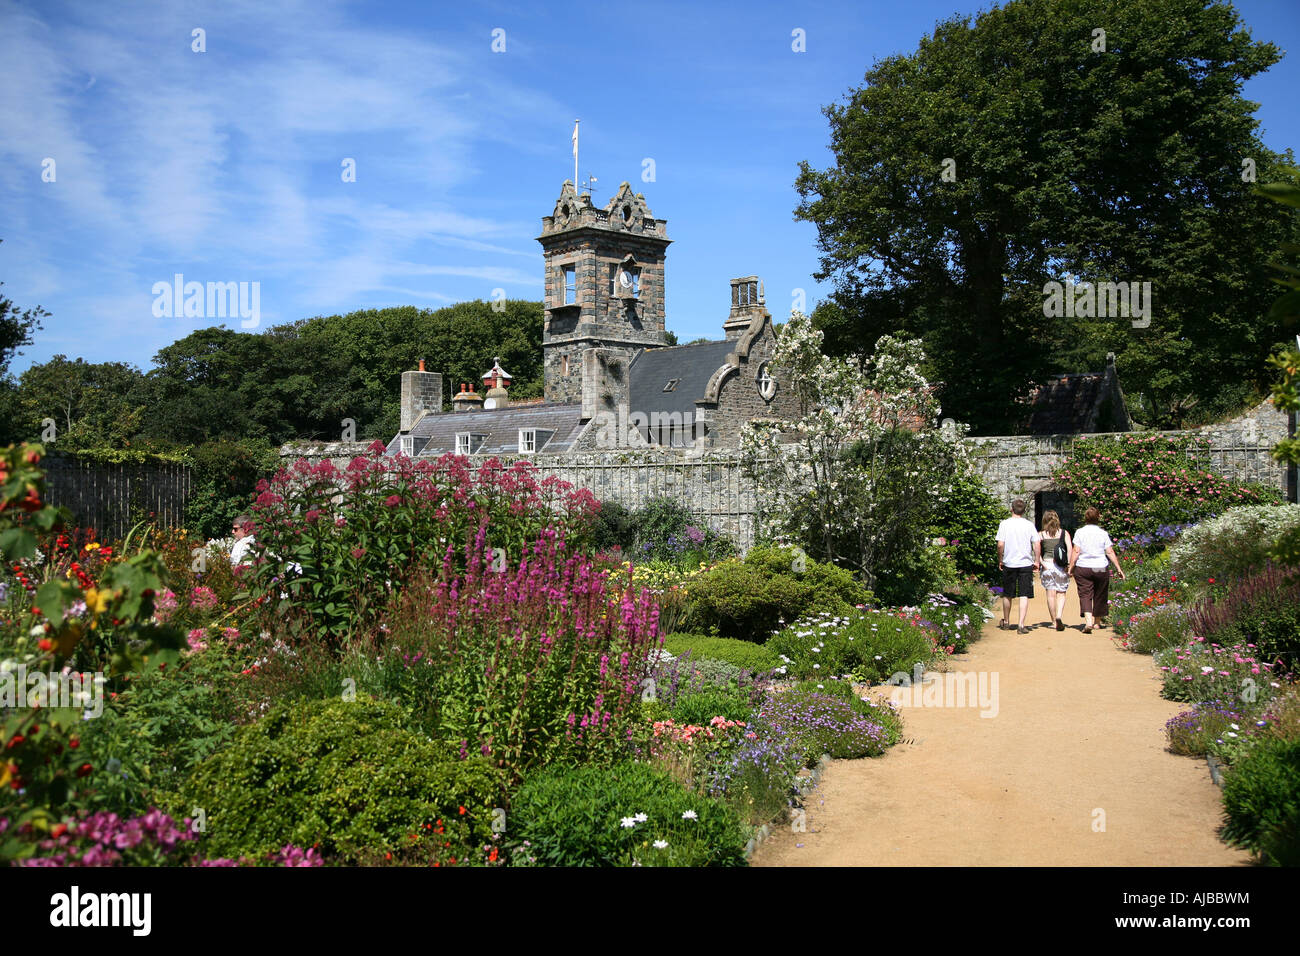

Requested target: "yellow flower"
[{"left": 84, "top": 588, "right": 112, "bottom": 615}]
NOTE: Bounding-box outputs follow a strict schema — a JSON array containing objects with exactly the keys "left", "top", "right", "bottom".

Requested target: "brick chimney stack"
[
  {"left": 723, "top": 276, "right": 768, "bottom": 340},
  {"left": 452, "top": 382, "right": 484, "bottom": 413}
]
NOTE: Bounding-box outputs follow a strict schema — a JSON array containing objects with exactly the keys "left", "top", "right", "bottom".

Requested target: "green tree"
[
  {"left": 16, "top": 355, "right": 146, "bottom": 447},
  {"left": 796, "top": 0, "right": 1298, "bottom": 433},
  {"left": 0, "top": 251, "right": 49, "bottom": 445}
]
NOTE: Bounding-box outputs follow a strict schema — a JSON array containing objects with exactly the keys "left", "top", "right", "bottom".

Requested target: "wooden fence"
[{"left": 41, "top": 454, "right": 193, "bottom": 541}]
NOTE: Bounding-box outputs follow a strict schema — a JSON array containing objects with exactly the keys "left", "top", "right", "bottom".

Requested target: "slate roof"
[
  {"left": 1026, "top": 372, "right": 1107, "bottom": 435},
  {"left": 386, "top": 402, "right": 586, "bottom": 457},
  {"left": 627, "top": 339, "right": 733, "bottom": 427}
]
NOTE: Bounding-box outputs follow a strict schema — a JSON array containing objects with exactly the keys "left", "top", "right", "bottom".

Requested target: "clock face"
[{"left": 619, "top": 270, "right": 633, "bottom": 288}]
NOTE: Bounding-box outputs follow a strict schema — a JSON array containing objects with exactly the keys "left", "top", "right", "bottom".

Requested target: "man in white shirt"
[{"left": 995, "top": 499, "right": 1041, "bottom": 634}]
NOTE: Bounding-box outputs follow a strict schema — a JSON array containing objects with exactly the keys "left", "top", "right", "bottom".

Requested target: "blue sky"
[{"left": 2, "top": 0, "right": 1297, "bottom": 376}]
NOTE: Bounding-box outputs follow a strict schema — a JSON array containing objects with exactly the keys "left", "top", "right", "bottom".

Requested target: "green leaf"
[{"left": 0, "top": 527, "right": 36, "bottom": 562}]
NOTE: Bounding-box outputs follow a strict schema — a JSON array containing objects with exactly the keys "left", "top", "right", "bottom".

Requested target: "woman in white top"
[
  {"left": 1036, "top": 510, "right": 1072, "bottom": 631},
  {"left": 1066, "top": 506, "right": 1126, "bottom": 633}
]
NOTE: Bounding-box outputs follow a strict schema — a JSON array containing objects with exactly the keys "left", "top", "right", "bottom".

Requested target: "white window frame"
[
  {"left": 399, "top": 435, "right": 414, "bottom": 456},
  {"left": 456, "top": 432, "right": 472, "bottom": 456},
  {"left": 562, "top": 264, "right": 576, "bottom": 305},
  {"left": 518, "top": 429, "right": 537, "bottom": 454}
]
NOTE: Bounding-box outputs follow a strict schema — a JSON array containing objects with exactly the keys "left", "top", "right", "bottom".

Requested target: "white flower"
[
  {"left": 1230, "top": 723, "right": 1240, "bottom": 731},
  {"left": 633, "top": 812, "right": 648, "bottom": 823},
  {"left": 812, "top": 663, "right": 820, "bottom": 669},
  {"left": 681, "top": 810, "right": 698, "bottom": 820},
  {"left": 620, "top": 817, "right": 638, "bottom": 829},
  {"left": 653, "top": 840, "right": 668, "bottom": 849}
]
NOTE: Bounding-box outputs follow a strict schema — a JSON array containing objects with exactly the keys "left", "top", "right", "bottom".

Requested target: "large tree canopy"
[{"left": 796, "top": 0, "right": 1299, "bottom": 433}]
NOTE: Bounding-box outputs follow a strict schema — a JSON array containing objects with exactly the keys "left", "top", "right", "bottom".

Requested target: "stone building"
[{"left": 387, "top": 181, "right": 799, "bottom": 458}]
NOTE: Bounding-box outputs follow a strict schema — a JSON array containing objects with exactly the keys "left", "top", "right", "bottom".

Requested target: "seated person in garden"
[{"left": 230, "top": 515, "right": 256, "bottom": 566}]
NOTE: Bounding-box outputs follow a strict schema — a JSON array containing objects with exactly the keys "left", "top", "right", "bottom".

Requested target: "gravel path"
[{"left": 752, "top": 603, "right": 1248, "bottom": 866}]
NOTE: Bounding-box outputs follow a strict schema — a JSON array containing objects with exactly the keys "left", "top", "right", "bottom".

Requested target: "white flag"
[{"left": 572, "top": 120, "right": 579, "bottom": 159}]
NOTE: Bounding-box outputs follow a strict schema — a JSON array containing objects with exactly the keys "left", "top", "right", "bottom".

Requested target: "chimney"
[
  {"left": 452, "top": 381, "right": 484, "bottom": 413},
  {"left": 481, "top": 357, "right": 512, "bottom": 411},
  {"left": 400, "top": 362, "right": 443, "bottom": 431},
  {"left": 723, "top": 276, "right": 768, "bottom": 340}
]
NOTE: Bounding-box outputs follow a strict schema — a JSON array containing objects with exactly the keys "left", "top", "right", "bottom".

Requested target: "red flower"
[
  {"left": 37, "top": 638, "right": 53, "bottom": 652},
  {"left": 458, "top": 805, "right": 467, "bottom": 815},
  {"left": 74, "top": 762, "right": 93, "bottom": 778},
  {"left": 51, "top": 823, "right": 67, "bottom": 838}
]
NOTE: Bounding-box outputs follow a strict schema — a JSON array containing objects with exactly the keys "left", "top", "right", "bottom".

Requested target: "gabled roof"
[
  {"left": 387, "top": 403, "right": 585, "bottom": 457},
  {"left": 627, "top": 339, "right": 733, "bottom": 422}
]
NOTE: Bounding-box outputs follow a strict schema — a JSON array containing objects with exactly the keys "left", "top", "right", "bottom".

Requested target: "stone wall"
[
  {"left": 281, "top": 401, "right": 1293, "bottom": 552},
  {"left": 969, "top": 400, "right": 1293, "bottom": 521}
]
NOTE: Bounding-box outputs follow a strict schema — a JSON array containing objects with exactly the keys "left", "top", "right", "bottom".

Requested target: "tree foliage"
[{"left": 796, "top": 0, "right": 1298, "bottom": 432}]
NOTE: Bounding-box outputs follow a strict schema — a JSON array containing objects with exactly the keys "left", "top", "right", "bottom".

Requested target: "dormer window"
[
  {"left": 456, "top": 433, "right": 487, "bottom": 456},
  {"left": 663, "top": 378, "right": 679, "bottom": 392},
  {"left": 399, "top": 435, "right": 414, "bottom": 456},
  {"left": 518, "top": 429, "right": 537, "bottom": 454}
]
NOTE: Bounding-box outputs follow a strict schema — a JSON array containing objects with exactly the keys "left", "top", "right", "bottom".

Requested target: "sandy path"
[{"left": 752, "top": 600, "right": 1248, "bottom": 866}]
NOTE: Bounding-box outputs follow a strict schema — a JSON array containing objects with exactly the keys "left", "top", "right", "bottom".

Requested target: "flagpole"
[{"left": 573, "top": 119, "right": 580, "bottom": 193}]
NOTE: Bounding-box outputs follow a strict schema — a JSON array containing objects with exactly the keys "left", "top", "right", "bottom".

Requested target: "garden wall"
[
  {"left": 280, "top": 400, "right": 1294, "bottom": 552},
  {"left": 42, "top": 453, "right": 192, "bottom": 541}
]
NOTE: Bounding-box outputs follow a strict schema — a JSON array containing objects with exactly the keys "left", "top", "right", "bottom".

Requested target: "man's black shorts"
[{"left": 1001, "top": 565, "right": 1035, "bottom": 598}]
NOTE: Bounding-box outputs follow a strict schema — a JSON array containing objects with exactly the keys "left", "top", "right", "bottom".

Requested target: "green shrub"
[
  {"left": 685, "top": 544, "right": 872, "bottom": 641},
  {"left": 629, "top": 497, "right": 735, "bottom": 564},
  {"left": 1221, "top": 737, "right": 1300, "bottom": 859},
  {"left": 670, "top": 687, "right": 756, "bottom": 725},
  {"left": 508, "top": 761, "right": 749, "bottom": 866},
  {"left": 171, "top": 697, "right": 505, "bottom": 863},
  {"left": 184, "top": 438, "right": 280, "bottom": 540},
  {"left": 873, "top": 541, "right": 960, "bottom": 606},
  {"left": 662, "top": 633, "right": 781, "bottom": 671},
  {"left": 1170, "top": 505, "right": 1300, "bottom": 586},
  {"left": 591, "top": 500, "right": 636, "bottom": 554},
  {"left": 932, "top": 471, "right": 1004, "bottom": 583},
  {"left": 78, "top": 641, "right": 250, "bottom": 815},
  {"left": 769, "top": 609, "right": 935, "bottom": 683}
]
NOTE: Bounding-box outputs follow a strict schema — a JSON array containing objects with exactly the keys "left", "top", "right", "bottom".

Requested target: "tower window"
[
  {"left": 561, "top": 355, "right": 570, "bottom": 376},
  {"left": 563, "top": 265, "right": 576, "bottom": 305}
]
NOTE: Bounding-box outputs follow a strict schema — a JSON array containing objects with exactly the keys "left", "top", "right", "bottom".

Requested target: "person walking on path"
[
  {"left": 996, "top": 499, "right": 1040, "bottom": 634},
  {"left": 1067, "top": 506, "right": 1126, "bottom": 633},
  {"left": 1037, "top": 510, "right": 1072, "bottom": 631}
]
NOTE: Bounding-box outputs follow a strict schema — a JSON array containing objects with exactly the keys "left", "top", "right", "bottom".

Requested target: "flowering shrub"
[
  {"left": 1188, "top": 565, "right": 1300, "bottom": 671},
  {"left": 742, "top": 317, "right": 968, "bottom": 588},
  {"left": 0, "top": 445, "right": 184, "bottom": 834},
  {"left": 1169, "top": 505, "right": 1300, "bottom": 586},
  {"left": 1164, "top": 700, "right": 1272, "bottom": 762},
  {"left": 1154, "top": 636, "right": 1279, "bottom": 705},
  {"left": 507, "top": 761, "right": 748, "bottom": 867},
  {"left": 898, "top": 593, "right": 985, "bottom": 653},
  {"left": 1115, "top": 603, "right": 1194, "bottom": 655},
  {"left": 768, "top": 608, "right": 937, "bottom": 683},
  {"left": 647, "top": 651, "right": 771, "bottom": 715},
  {"left": 1, "top": 808, "right": 323, "bottom": 866},
  {"left": 244, "top": 444, "right": 600, "bottom": 642},
  {"left": 1052, "top": 433, "right": 1283, "bottom": 541},
  {"left": 643, "top": 716, "right": 750, "bottom": 791},
  {"left": 628, "top": 497, "right": 735, "bottom": 564},
  {"left": 375, "top": 530, "right": 661, "bottom": 776},
  {"left": 752, "top": 690, "right": 895, "bottom": 763},
  {"left": 1221, "top": 737, "right": 1300, "bottom": 864}
]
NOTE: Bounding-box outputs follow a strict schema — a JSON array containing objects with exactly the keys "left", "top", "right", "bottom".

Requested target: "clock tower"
[{"left": 537, "top": 180, "right": 672, "bottom": 405}]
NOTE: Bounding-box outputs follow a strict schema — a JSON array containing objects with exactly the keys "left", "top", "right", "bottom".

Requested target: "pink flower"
[{"left": 384, "top": 495, "right": 402, "bottom": 507}]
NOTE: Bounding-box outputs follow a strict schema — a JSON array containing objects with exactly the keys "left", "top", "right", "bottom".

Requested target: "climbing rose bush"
[{"left": 1052, "top": 433, "right": 1283, "bottom": 541}]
